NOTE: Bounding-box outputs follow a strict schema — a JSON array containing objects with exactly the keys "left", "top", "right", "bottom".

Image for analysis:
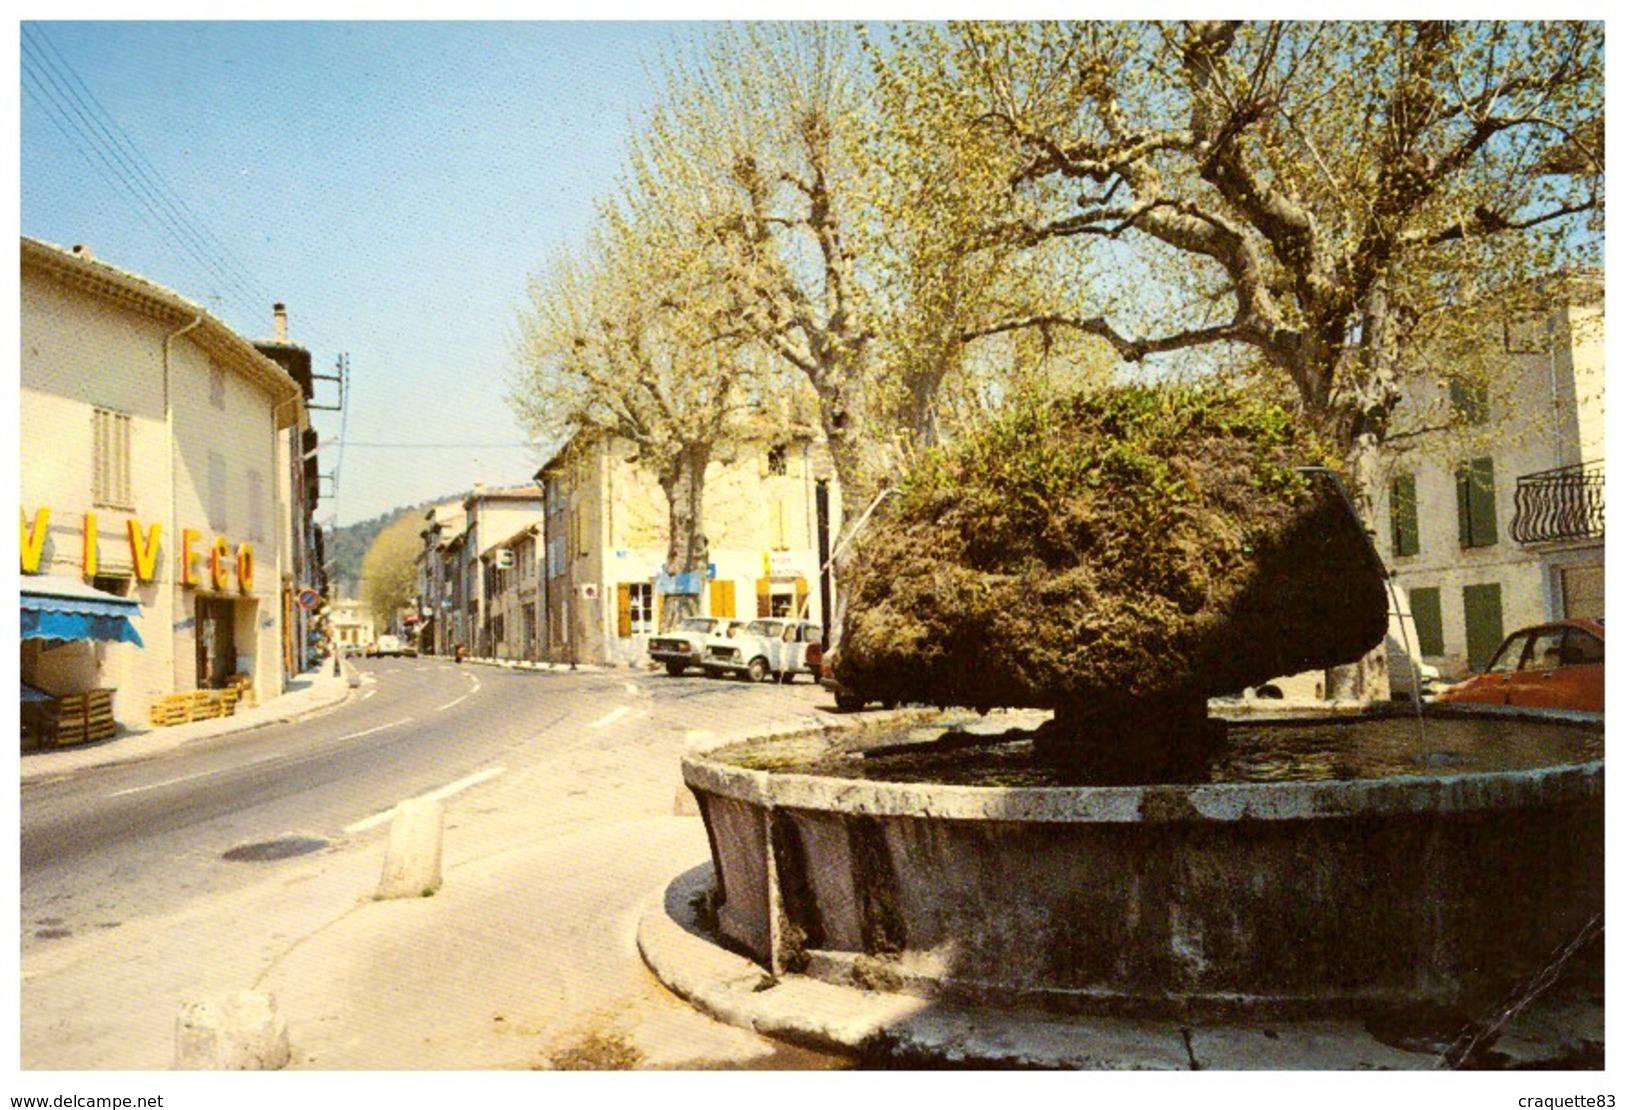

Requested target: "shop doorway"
[{"left": 196, "top": 597, "right": 237, "bottom": 689}]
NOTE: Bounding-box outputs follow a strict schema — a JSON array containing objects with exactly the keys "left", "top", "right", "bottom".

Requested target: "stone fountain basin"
[{"left": 683, "top": 709, "right": 1602, "bottom": 1022}]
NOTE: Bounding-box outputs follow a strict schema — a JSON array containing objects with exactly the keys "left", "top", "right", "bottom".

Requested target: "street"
[{"left": 19, "top": 658, "right": 853, "bottom": 1069}]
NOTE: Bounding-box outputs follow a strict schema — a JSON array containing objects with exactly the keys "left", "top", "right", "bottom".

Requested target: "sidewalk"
[{"left": 20, "top": 660, "right": 357, "bottom": 785}]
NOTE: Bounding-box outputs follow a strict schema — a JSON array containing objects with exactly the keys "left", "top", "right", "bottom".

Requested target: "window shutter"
[
  {"left": 1470, "top": 458, "right": 1497, "bottom": 546},
  {"left": 793, "top": 577, "right": 808, "bottom": 620},
  {"left": 1462, "top": 583, "right": 1505, "bottom": 673},
  {"left": 616, "top": 583, "right": 632, "bottom": 638},
  {"left": 710, "top": 579, "right": 735, "bottom": 619},
  {"left": 1390, "top": 474, "right": 1418, "bottom": 558},
  {"left": 756, "top": 577, "right": 772, "bottom": 618},
  {"left": 1408, "top": 586, "right": 1444, "bottom": 656}
]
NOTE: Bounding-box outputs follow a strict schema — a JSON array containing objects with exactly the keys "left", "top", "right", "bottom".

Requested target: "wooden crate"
[{"left": 45, "top": 689, "right": 115, "bottom": 746}]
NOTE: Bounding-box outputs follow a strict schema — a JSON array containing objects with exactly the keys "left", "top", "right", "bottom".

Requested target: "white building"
[
  {"left": 21, "top": 237, "right": 311, "bottom": 730},
  {"left": 1373, "top": 270, "right": 1604, "bottom": 678}
]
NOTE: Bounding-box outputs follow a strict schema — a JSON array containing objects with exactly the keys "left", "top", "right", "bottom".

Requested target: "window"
[
  {"left": 766, "top": 444, "right": 788, "bottom": 476},
  {"left": 1455, "top": 458, "right": 1498, "bottom": 548},
  {"left": 93, "top": 408, "right": 134, "bottom": 509},
  {"left": 209, "top": 363, "right": 227, "bottom": 408},
  {"left": 207, "top": 451, "right": 227, "bottom": 532},
  {"left": 1389, "top": 474, "right": 1419, "bottom": 558},
  {"left": 1486, "top": 630, "right": 1530, "bottom": 674},
  {"left": 246, "top": 470, "right": 265, "bottom": 541},
  {"left": 1448, "top": 377, "right": 1490, "bottom": 426},
  {"left": 617, "top": 582, "right": 655, "bottom": 637},
  {"left": 1565, "top": 627, "right": 1604, "bottom": 666},
  {"left": 1504, "top": 314, "right": 1551, "bottom": 354},
  {"left": 1462, "top": 583, "right": 1505, "bottom": 673},
  {"left": 1408, "top": 587, "right": 1444, "bottom": 656}
]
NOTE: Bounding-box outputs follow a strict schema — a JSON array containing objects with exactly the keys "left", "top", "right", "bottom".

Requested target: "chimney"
[
  {"left": 273, "top": 303, "right": 288, "bottom": 343},
  {"left": 71, "top": 244, "right": 95, "bottom": 262}
]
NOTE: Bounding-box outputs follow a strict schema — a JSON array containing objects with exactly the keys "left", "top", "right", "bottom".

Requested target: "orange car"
[{"left": 1436, "top": 618, "right": 1604, "bottom": 712}]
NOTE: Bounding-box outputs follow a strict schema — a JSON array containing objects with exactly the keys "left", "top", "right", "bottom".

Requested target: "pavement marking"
[
  {"left": 360, "top": 688, "right": 377, "bottom": 701},
  {"left": 343, "top": 766, "right": 507, "bottom": 834},
  {"left": 334, "top": 717, "right": 414, "bottom": 742},
  {"left": 109, "top": 767, "right": 228, "bottom": 797},
  {"left": 588, "top": 705, "right": 630, "bottom": 729},
  {"left": 435, "top": 693, "right": 470, "bottom": 712}
]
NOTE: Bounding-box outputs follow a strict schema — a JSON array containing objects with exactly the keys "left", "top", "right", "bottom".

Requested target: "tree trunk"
[{"left": 659, "top": 442, "right": 712, "bottom": 632}]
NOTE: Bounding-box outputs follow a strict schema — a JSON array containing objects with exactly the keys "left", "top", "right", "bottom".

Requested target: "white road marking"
[
  {"left": 435, "top": 694, "right": 469, "bottom": 712},
  {"left": 335, "top": 718, "right": 413, "bottom": 742},
  {"left": 361, "top": 689, "right": 377, "bottom": 701},
  {"left": 622, "top": 681, "right": 642, "bottom": 696},
  {"left": 343, "top": 766, "right": 506, "bottom": 834},
  {"left": 588, "top": 706, "right": 630, "bottom": 729},
  {"left": 109, "top": 768, "right": 224, "bottom": 797}
]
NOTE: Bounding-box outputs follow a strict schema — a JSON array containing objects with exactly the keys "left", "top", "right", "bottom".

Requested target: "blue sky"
[{"left": 20, "top": 19, "right": 713, "bottom": 528}]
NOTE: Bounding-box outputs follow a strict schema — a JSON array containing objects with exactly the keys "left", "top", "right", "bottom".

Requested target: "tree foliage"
[
  {"left": 874, "top": 20, "right": 1603, "bottom": 489},
  {"left": 360, "top": 511, "right": 423, "bottom": 631}
]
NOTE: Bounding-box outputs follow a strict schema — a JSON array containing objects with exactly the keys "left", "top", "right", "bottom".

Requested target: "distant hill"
[{"left": 324, "top": 495, "right": 461, "bottom": 598}]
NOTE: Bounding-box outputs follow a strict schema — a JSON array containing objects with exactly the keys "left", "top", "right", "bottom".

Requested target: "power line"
[{"left": 21, "top": 25, "right": 347, "bottom": 357}]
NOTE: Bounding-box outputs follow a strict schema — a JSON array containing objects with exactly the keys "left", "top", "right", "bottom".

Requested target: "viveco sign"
[{"left": 21, "top": 508, "right": 255, "bottom": 593}]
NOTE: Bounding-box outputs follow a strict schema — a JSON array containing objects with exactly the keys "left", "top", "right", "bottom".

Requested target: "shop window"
[
  {"left": 92, "top": 408, "right": 134, "bottom": 510},
  {"left": 1455, "top": 458, "right": 1498, "bottom": 548},
  {"left": 1389, "top": 473, "right": 1419, "bottom": 558}
]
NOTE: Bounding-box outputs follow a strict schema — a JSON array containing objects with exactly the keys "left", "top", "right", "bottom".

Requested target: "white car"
[
  {"left": 649, "top": 616, "right": 729, "bottom": 676},
  {"left": 703, "top": 618, "right": 824, "bottom": 683}
]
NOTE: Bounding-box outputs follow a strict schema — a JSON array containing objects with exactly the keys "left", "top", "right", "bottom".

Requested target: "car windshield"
[
  {"left": 678, "top": 618, "right": 717, "bottom": 633},
  {"left": 746, "top": 620, "right": 785, "bottom": 637}
]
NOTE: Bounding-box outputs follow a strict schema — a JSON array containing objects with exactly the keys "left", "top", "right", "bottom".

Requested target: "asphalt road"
[{"left": 18, "top": 656, "right": 852, "bottom": 1069}]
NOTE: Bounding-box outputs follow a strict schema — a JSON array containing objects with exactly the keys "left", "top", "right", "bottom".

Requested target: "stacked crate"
[
  {"left": 147, "top": 688, "right": 242, "bottom": 727},
  {"left": 46, "top": 689, "right": 116, "bottom": 746}
]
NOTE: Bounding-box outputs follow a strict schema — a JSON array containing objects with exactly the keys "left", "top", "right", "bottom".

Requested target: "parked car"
[
  {"left": 368, "top": 634, "right": 416, "bottom": 658},
  {"left": 1435, "top": 618, "right": 1604, "bottom": 712},
  {"left": 817, "top": 648, "right": 899, "bottom": 711},
  {"left": 649, "top": 616, "right": 729, "bottom": 676},
  {"left": 703, "top": 618, "right": 824, "bottom": 683}
]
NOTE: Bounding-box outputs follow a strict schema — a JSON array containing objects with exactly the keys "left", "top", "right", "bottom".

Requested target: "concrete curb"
[{"left": 638, "top": 864, "right": 1599, "bottom": 1070}]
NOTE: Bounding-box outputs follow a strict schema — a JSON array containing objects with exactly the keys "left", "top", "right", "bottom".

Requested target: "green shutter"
[
  {"left": 1462, "top": 583, "right": 1505, "bottom": 673},
  {"left": 1449, "top": 378, "right": 1489, "bottom": 426},
  {"left": 1390, "top": 474, "right": 1419, "bottom": 557},
  {"left": 1456, "top": 458, "right": 1498, "bottom": 548},
  {"left": 1408, "top": 586, "right": 1444, "bottom": 656}
]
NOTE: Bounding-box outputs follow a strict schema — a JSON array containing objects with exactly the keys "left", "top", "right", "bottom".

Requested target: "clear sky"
[{"left": 20, "top": 17, "right": 717, "bottom": 528}]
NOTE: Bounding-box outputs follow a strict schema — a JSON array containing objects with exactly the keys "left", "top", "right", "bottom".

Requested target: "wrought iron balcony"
[{"left": 1511, "top": 461, "right": 1605, "bottom": 544}]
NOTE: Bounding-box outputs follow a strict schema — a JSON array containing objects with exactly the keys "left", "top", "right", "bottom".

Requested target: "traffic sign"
[{"left": 296, "top": 587, "right": 321, "bottom": 610}]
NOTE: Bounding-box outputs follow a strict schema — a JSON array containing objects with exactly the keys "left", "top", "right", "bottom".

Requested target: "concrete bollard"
[
  {"left": 375, "top": 797, "right": 445, "bottom": 899},
  {"left": 175, "top": 990, "right": 290, "bottom": 1070}
]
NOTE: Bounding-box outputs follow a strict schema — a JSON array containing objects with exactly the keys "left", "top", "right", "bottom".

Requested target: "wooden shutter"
[
  {"left": 756, "top": 577, "right": 772, "bottom": 618},
  {"left": 1390, "top": 474, "right": 1418, "bottom": 557},
  {"left": 1462, "top": 583, "right": 1505, "bottom": 673},
  {"left": 616, "top": 583, "right": 632, "bottom": 638},
  {"left": 1456, "top": 458, "right": 1498, "bottom": 548},
  {"left": 793, "top": 577, "right": 808, "bottom": 620},
  {"left": 709, "top": 579, "right": 736, "bottom": 619},
  {"left": 1407, "top": 586, "right": 1444, "bottom": 656}
]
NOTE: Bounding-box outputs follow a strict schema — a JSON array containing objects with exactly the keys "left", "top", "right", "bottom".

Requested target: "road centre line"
[
  {"left": 343, "top": 766, "right": 506, "bottom": 834},
  {"left": 335, "top": 718, "right": 414, "bottom": 742},
  {"left": 435, "top": 694, "right": 469, "bottom": 712}
]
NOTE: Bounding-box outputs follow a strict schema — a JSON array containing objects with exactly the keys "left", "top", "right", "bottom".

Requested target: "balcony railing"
[{"left": 1511, "top": 461, "right": 1605, "bottom": 544}]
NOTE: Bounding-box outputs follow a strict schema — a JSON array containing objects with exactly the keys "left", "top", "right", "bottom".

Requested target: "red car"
[{"left": 1436, "top": 618, "right": 1604, "bottom": 712}]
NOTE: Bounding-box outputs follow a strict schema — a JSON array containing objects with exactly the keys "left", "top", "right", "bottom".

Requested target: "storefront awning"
[{"left": 20, "top": 575, "right": 144, "bottom": 646}]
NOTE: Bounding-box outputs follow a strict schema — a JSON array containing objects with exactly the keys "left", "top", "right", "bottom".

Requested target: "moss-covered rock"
[{"left": 832, "top": 386, "right": 1387, "bottom": 774}]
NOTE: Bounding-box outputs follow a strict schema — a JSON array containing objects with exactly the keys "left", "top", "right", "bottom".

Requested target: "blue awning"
[{"left": 20, "top": 575, "right": 144, "bottom": 646}]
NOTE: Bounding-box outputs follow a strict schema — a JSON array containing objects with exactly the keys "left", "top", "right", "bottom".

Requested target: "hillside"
[{"left": 324, "top": 496, "right": 458, "bottom": 598}]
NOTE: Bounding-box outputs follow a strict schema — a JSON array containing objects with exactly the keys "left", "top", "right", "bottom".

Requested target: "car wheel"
[
  {"left": 835, "top": 693, "right": 864, "bottom": 712},
  {"left": 703, "top": 667, "right": 723, "bottom": 679},
  {"left": 747, "top": 657, "right": 770, "bottom": 683},
  {"left": 665, "top": 661, "right": 686, "bottom": 677}
]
